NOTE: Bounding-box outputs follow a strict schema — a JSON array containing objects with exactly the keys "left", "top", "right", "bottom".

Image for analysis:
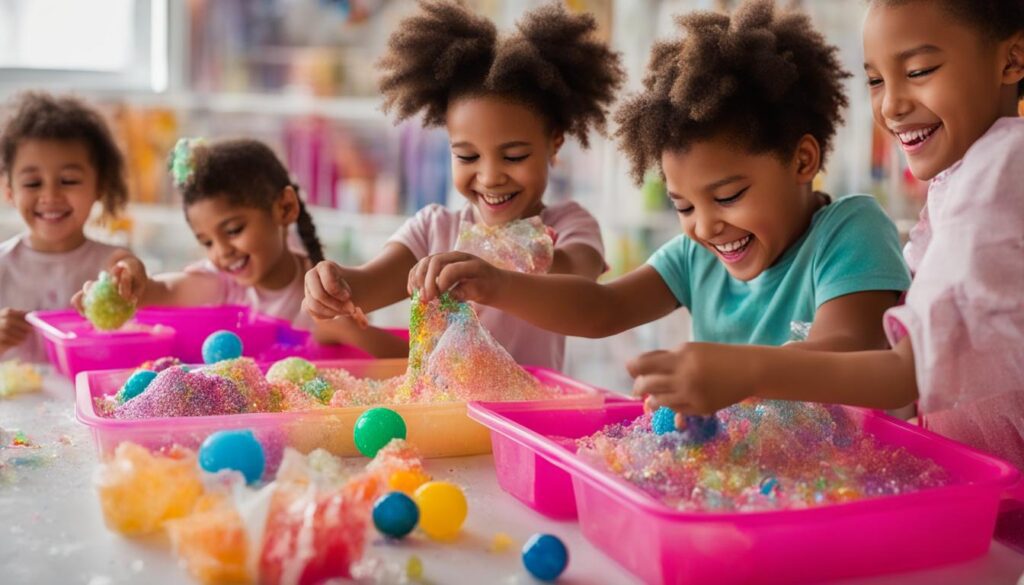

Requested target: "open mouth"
[
  {"left": 34, "top": 210, "right": 72, "bottom": 223},
  {"left": 894, "top": 124, "right": 941, "bottom": 152},
  {"left": 477, "top": 190, "right": 520, "bottom": 209},
  {"left": 711, "top": 234, "right": 753, "bottom": 263},
  {"left": 222, "top": 256, "right": 250, "bottom": 275}
]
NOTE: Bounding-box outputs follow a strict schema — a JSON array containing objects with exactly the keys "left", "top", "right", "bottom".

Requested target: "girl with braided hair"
[
  {"left": 73, "top": 138, "right": 407, "bottom": 357},
  {"left": 304, "top": 0, "right": 624, "bottom": 370}
]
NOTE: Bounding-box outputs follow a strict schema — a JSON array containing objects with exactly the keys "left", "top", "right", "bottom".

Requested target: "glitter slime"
[
  {"left": 454, "top": 216, "right": 555, "bottom": 274},
  {"left": 83, "top": 270, "right": 137, "bottom": 330}
]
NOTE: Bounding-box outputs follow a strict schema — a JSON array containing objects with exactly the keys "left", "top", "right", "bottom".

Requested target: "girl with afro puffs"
[
  {"left": 409, "top": 0, "right": 912, "bottom": 388},
  {"left": 304, "top": 0, "right": 624, "bottom": 370}
]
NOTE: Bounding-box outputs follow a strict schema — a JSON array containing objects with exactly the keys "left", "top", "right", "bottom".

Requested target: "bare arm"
[
  {"left": 548, "top": 243, "right": 605, "bottom": 280},
  {"left": 312, "top": 319, "right": 409, "bottom": 359},
  {"left": 788, "top": 290, "right": 901, "bottom": 352}
]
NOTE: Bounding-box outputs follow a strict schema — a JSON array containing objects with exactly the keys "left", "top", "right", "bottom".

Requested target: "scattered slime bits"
[
  {"left": 165, "top": 493, "right": 250, "bottom": 585},
  {"left": 577, "top": 400, "right": 948, "bottom": 512},
  {"left": 0, "top": 360, "right": 42, "bottom": 398},
  {"left": 406, "top": 555, "right": 424, "bottom": 580},
  {"left": 199, "top": 429, "right": 266, "bottom": 484},
  {"left": 116, "top": 369, "right": 157, "bottom": 403},
  {"left": 266, "top": 357, "right": 318, "bottom": 386},
  {"left": 83, "top": 270, "right": 137, "bottom": 330},
  {"left": 522, "top": 533, "right": 569, "bottom": 582},
  {"left": 413, "top": 481, "right": 467, "bottom": 541},
  {"left": 202, "top": 330, "right": 243, "bottom": 364},
  {"left": 454, "top": 216, "right": 554, "bottom": 274},
  {"left": 372, "top": 491, "right": 420, "bottom": 539},
  {"left": 490, "top": 532, "right": 514, "bottom": 553},
  {"left": 353, "top": 407, "right": 407, "bottom": 458},
  {"left": 94, "top": 442, "right": 202, "bottom": 535}
]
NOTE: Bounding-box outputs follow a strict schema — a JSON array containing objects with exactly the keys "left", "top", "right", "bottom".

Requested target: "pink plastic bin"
[
  {"left": 75, "top": 359, "right": 606, "bottom": 460},
  {"left": 468, "top": 400, "right": 1020, "bottom": 585},
  {"left": 28, "top": 306, "right": 407, "bottom": 379}
]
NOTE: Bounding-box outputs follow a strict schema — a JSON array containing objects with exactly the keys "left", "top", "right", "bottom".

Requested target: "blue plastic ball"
[
  {"left": 651, "top": 407, "right": 677, "bottom": 435},
  {"left": 198, "top": 429, "right": 265, "bottom": 484},
  {"left": 522, "top": 533, "right": 569, "bottom": 581},
  {"left": 372, "top": 491, "right": 420, "bottom": 539},
  {"left": 118, "top": 369, "right": 157, "bottom": 402},
  {"left": 202, "top": 330, "right": 243, "bottom": 364}
]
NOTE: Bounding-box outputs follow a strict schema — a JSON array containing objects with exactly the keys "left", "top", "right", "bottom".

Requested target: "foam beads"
[
  {"left": 113, "top": 366, "right": 247, "bottom": 419},
  {"left": 353, "top": 407, "right": 407, "bottom": 458},
  {"left": 372, "top": 491, "right": 420, "bottom": 539},
  {"left": 302, "top": 377, "right": 333, "bottom": 403},
  {"left": 199, "top": 429, "right": 265, "bottom": 484},
  {"left": 165, "top": 493, "right": 250, "bottom": 584},
  {"left": 117, "top": 369, "right": 157, "bottom": 403},
  {"left": 413, "top": 481, "right": 467, "bottom": 540},
  {"left": 522, "top": 533, "right": 569, "bottom": 581},
  {"left": 83, "top": 271, "right": 136, "bottom": 330},
  {"left": 266, "top": 357, "right": 317, "bottom": 386},
  {"left": 94, "top": 442, "right": 203, "bottom": 535},
  {"left": 202, "top": 330, "right": 243, "bottom": 364},
  {"left": 651, "top": 407, "right": 677, "bottom": 435}
]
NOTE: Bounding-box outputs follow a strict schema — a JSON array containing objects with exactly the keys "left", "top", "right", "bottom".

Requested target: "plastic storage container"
[
  {"left": 76, "top": 359, "right": 605, "bottom": 459},
  {"left": 28, "top": 306, "right": 406, "bottom": 378},
  {"left": 468, "top": 400, "right": 1020, "bottom": 585}
]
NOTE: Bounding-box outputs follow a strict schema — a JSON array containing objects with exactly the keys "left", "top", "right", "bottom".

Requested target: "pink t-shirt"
[
  {"left": 884, "top": 117, "right": 1024, "bottom": 470},
  {"left": 388, "top": 201, "right": 606, "bottom": 371},
  {"left": 184, "top": 252, "right": 315, "bottom": 331},
  {"left": 0, "top": 234, "right": 125, "bottom": 362}
]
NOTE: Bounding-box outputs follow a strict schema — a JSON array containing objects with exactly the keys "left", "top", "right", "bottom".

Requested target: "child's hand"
[
  {"left": 627, "top": 343, "right": 756, "bottom": 416},
  {"left": 407, "top": 252, "right": 503, "bottom": 303},
  {"left": 0, "top": 308, "right": 31, "bottom": 352},
  {"left": 303, "top": 261, "right": 360, "bottom": 322},
  {"left": 71, "top": 256, "right": 147, "bottom": 313}
]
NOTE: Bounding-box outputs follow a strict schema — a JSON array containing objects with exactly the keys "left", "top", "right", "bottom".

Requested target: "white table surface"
[{"left": 2, "top": 372, "right": 1023, "bottom": 585}]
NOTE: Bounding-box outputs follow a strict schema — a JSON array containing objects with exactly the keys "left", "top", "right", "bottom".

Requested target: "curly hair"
[
  {"left": 0, "top": 92, "right": 128, "bottom": 220},
  {"left": 872, "top": 0, "right": 1024, "bottom": 98},
  {"left": 614, "top": 0, "right": 850, "bottom": 183},
  {"left": 175, "top": 139, "right": 324, "bottom": 264},
  {"left": 377, "top": 0, "right": 624, "bottom": 148}
]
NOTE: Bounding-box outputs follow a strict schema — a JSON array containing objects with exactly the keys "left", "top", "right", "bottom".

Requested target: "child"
[
  {"left": 408, "top": 1, "right": 911, "bottom": 368},
  {"left": 303, "top": 0, "right": 623, "bottom": 370},
  {"left": 628, "top": 0, "right": 1024, "bottom": 470},
  {"left": 74, "top": 138, "right": 407, "bottom": 358},
  {"left": 0, "top": 92, "right": 133, "bottom": 362}
]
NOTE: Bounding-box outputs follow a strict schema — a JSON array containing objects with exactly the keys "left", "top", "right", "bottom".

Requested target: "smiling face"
[
  {"left": 446, "top": 95, "right": 564, "bottom": 226},
  {"left": 185, "top": 190, "right": 298, "bottom": 290},
  {"left": 661, "top": 134, "right": 822, "bottom": 282},
  {"left": 863, "top": 2, "right": 1024, "bottom": 181},
  {"left": 4, "top": 139, "right": 98, "bottom": 253}
]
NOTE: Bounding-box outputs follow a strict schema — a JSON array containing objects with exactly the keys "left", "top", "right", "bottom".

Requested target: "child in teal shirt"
[{"left": 346, "top": 1, "right": 910, "bottom": 370}]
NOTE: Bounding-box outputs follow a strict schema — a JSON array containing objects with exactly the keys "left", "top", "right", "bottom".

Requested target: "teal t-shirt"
[{"left": 646, "top": 194, "right": 911, "bottom": 346}]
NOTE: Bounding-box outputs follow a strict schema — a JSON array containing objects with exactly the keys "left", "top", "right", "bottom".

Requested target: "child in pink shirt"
[
  {"left": 303, "top": 1, "right": 622, "bottom": 370},
  {"left": 74, "top": 138, "right": 407, "bottom": 358},
  {"left": 0, "top": 93, "right": 132, "bottom": 362},
  {"left": 623, "top": 0, "right": 1024, "bottom": 470}
]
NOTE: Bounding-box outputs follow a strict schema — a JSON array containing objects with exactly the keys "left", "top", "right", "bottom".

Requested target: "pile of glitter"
[
  {"left": 0, "top": 360, "right": 43, "bottom": 398},
  {"left": 454, "top": 216, "right": 554, "bottom": 274},
  {"left": 577, "top": 400, "right": 948, "bottom": 512}
]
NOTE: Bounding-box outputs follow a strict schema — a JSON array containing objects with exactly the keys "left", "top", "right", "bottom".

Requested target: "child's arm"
[
  {"left": 409, "top": 251, "right": 679, "bottom": 338},
  {"left": 303, "top": 243, "right": 418, "bottom": 321},
  {"left": 0, "top": 308, "right": 31, "bottom": 353},
  {"left": 788, "top": 291, "right": 901, "bottom": 351},
  {"left": 629, "top": 338, "right": 918, "bottom": 414},
  {"left": 312, "top": 318, "right": 409, "bottom": 359},
  {"left": 72, "top": 253, "right": 225, "bottom": 311},
  {"left": 549, "top": 243, "right": 605, "bottom": 280}
]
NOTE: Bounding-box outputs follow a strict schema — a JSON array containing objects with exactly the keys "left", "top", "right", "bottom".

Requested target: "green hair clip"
[{"left": 169, "top": 137, "right": 203, "bottom": 187}]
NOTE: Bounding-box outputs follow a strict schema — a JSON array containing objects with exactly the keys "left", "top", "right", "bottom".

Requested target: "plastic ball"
[
  {"left": 84, "top": 271, "right": 136, "bottom": 330},
  {"left": 266, "top": 357, "right": 317, "bottom": 386},
  {"left": 413, "top": 481, "right": 467, "bottom": 540},
  {"left": 198, "top": 429, "right": 265, "bottom": 484},
  {"left": 202, "top": 330, "right": 243, "bottom": 364},
  {"left": 388, "top": 469, "right": 431, "bottom": 495},
  {"left": 353, "top": 407, "right": 407, "bottom": 458},
  {"left": 372, "top": 491, "right": 420, "bottom": 539},
  {"left": 651, "top": 407, "right": 677, "bottom": 435},
  {"left": 117, "top": 369, "right": 157, "bottom": 403},
  {"left": 522, "top": 533, "right": 569, "bottom": 581}
]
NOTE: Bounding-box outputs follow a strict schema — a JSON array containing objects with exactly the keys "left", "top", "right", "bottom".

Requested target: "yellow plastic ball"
[
  {"left": 413, "top": 481, "right": 467, "bottom": 540},
  {"left": 389, "top": 469, "right": 431, "bottom": 495}
]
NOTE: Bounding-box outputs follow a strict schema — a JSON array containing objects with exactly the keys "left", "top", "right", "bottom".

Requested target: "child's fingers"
[
  {"left": 435, "top": 261, "right": 475, "bottom": 295},
  {"left": 421, "top": 256, "right": 448, "bottom": 301},
  {"left": 625, "top": 349, "right": 674, "bottom": 378},
  {"left": 407, "top": 258, "right": 430, "bottom": 297},
  {"left": 632, "top": 372, "right": 676, "bottom": 398},
  {"left": 349, "top": 306, "right": 369, "bottom": 330},
  {"left": 302, "top": 296, "right": 342, "bottom": 321},
  {"left": 304, "top": 272, "right": 350, "bottom": 315},
  {"left": 71, "top": 290, "right": 87, "bottom": 314}
]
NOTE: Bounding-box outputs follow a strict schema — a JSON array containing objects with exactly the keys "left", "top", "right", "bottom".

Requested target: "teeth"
[
  {"left": 480, "top": 192, "right": 515, "bottom": 205},
  {"left": 896, "top": 126, "right": 937, "bottom": 145},
  {"left": 714, "top": 235, "right": 752, "bottom": 253},
  {"left": 226, "top": 258, "right": 247, "bottom": 271},
  {"left": 38, "top": 211, "right": 68, "bottom": 219}
]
